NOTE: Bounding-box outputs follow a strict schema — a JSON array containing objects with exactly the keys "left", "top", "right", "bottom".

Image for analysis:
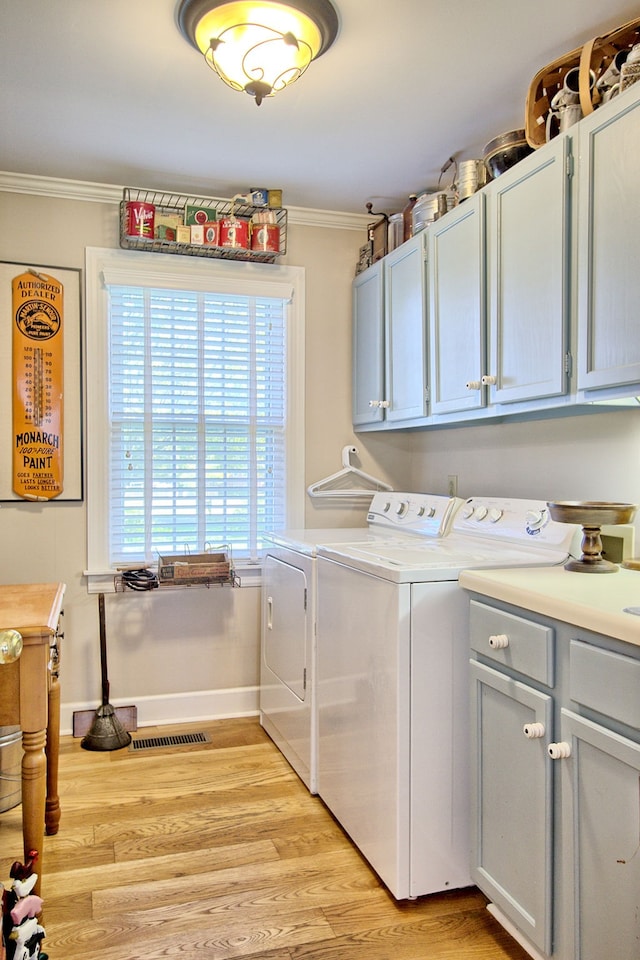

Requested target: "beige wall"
[
  {"left": 293, "top": 223, "right": 413, "bottom": 528},
  {"left": 0, "top": 187, "right": 410, "bottom": 731},
  {"left": 408, "top": 408, "right": 640, "bottom": 512}
]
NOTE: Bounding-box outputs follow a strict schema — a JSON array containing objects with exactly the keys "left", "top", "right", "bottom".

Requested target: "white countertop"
[{"left": 459, "top": 565, "right": 640, "bottom": 648}]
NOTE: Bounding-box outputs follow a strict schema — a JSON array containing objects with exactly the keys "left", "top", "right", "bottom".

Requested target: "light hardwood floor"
[{"left": 1, "top": 717, "right": 530, "bottom": 960}]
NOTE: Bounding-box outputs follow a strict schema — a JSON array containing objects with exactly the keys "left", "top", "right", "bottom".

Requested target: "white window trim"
[{"left": 84, "top": 246, "right": 305, "bottom": 592}]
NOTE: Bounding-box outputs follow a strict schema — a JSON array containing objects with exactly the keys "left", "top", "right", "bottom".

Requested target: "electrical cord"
[{"left": 120, "top": 568, "right": 159, "bottom": 591}]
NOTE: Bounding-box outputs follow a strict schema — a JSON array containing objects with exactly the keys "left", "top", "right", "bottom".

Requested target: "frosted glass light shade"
[{"left": 178, "top": 0, "right": 338, "bottom": 104}]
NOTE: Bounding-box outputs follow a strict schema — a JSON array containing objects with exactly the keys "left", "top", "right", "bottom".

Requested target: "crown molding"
[{"left": 0, "top": 171, "right": 370, "bottom": 231}]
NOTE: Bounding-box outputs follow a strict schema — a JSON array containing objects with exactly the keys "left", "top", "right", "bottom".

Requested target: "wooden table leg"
[
  {"left": 21, "top": 728, "right": 47, "bottom": 898},
  {"left": 45, "top": 669, "right": 61, "bottom": 835}
]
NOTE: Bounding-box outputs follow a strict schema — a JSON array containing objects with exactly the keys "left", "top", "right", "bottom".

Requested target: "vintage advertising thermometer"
[{"left": 12, "top": 269, "right": 64, "bottom": 500}]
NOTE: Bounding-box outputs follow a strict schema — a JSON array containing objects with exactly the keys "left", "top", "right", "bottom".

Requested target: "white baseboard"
[{"left": 61, "top": 686, "right": 259, "bottom": 736}]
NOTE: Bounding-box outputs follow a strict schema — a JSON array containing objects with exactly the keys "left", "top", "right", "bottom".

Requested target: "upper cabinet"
[
  {"left": 352, "top": 259, "right": 384, "bottom": 426},
  {"left": 352, "top": 82, "right": 640, "bottom": 432},
  {"left": 576, "top": 88, "right": 640, "bottom": 396},
  {"left": 486, "top": 134, "right": 572, "bottom": 406},
  {"left": 428, "top": 193, "right": 486, "bottom": 416},
  {"left": 427, "top": 139, "right": 571, "bottom": 423},
  {"left": 353, "top": 232, "right": 428, "bottom": 427},
  {"left": 385, "top": 233, "right": 429, "bottom": 423}
]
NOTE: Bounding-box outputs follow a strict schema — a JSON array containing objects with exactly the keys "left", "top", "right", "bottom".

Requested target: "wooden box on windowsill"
[{"left": 158, "top": 551, "right": 232, "bottom": 585}]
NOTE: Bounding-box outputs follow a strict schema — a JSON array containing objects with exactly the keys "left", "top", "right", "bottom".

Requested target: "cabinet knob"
[
  {"left": 0, "top": 629, "right": 23, "bottom": 664},
  {"left": 369, "top": 399, "right": 381, "bottom": 408},
  {"left": 523, "top": 722, "right": 546, "bottom": 739},
  {"left": 548, "top": 741, "right": 572, "bottom": 760},
  {"left": 481, "top": 374, "right": 497, "bottom": 385},
  {"left": 466, "top": 380, "right": 482, "bottom": 391},
  {"left": 488, "top": 633, "right": 509, "bottom": 649}
]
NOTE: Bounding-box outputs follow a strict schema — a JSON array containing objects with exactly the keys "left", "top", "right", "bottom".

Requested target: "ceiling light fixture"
[{"left": 177, "top": 0, "right": 339, "bottom": 106}]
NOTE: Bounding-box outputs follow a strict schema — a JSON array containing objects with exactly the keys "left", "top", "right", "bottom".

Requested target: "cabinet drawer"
[
  {"left": 570, "top": 639, "right": 640, "bottom": 730},
  {"left": 470, "top": 600, "right": 554, "bottom": 684}
]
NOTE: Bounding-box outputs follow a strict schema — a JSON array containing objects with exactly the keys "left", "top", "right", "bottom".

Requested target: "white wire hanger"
[{"left": 307, "top": 446, "right": 393, "bottom": 499}]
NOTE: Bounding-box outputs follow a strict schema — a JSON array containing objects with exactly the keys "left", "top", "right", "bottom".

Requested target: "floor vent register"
[{"left": 129, "top": 731, "right": 211, "bottom": 751}]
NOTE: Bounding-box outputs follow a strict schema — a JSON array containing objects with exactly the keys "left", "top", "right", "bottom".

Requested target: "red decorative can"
[
  {"left": 219, "top": 217, "right": 249, "bottom": 249},
  {"left": 203, "top": 222, "right": 220, "bottom": 245},
  {"left": 125, "top": 201, "right": 155, "bottom": 238},
  {"left": 251, "top": 223, "right": 280, "bottom": 253}
]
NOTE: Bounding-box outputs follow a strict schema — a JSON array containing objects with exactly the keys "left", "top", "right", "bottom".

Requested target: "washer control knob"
[
  {"left": 475, "top": 505, "right": 488, "bottom": 521},
  {"left": 523, "top": 722, "right": 545, "bottom": 739},
  {"left": 462, "top": 504, "right": 474, "bottom": 519},
  {"left": 396, "top": 501, "right": 408, "bottom": 516},
  {"left": 526, "top": 509, "right": 546, "bottom": 530},
  {"left": 488, "top": 508, "right": 503, "bottom": 523},
  {"left": 548, "top": 742, "right": 572, "bottom": 760},
  {"left": 417, "top": 506, "right": 425, "bottom": 517},
  {"left": 427, "top": 506, "right": 436, "bottom": 518},
  {"left": 489, "top": 633, "right": 509, "bottom": 649},
  {"left": 383, "top": 502, "right": 391, "bottom": 513}
]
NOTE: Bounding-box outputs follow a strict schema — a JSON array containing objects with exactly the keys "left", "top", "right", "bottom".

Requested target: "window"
[{"left": 85, "top": 248, "right": 305, "bottom": 587}]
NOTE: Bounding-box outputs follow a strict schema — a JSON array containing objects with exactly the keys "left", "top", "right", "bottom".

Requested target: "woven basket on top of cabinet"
[{"left": 525, "top": 16, "right": 640, "bottom": 148}]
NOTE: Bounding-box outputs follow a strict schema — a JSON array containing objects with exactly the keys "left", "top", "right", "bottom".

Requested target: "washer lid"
[{"left": 317, "top": 535, "right": 571, "bottom": 583}]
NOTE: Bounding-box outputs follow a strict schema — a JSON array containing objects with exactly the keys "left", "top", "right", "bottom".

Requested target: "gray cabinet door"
[
  {"left": 470, "top": 660, "right": 553, "bottom": 954},
  {"left": 486, "top": 136, "right": 571, "bottom": 405},
  {"left": 428, "top": 193, "right": 486, "bottom": 415},
  {"left": 385, "top": 233, "right": 428, "bottom": 422},
  {"left": 560, "top": 708, "right": 640, "bottom": 960},
  {"left": 352, "top": 260, "right": 385, "bottom": 425},
  {"left": 576, "top": 87, "right": 640, "bottom": 392}
]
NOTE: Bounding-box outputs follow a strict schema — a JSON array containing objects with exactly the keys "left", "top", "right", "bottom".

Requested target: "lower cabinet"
[
  {"left": 560, "top": 709, "right": 640, "bottom": 960},
  {"left": 470, "top": 660, "right": 553, "bottom": 955},
  {"left": 469, "top": 597, "right": 640, "bottom": 960}
]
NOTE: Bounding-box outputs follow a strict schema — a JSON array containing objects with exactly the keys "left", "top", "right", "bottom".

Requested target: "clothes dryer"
[{"left": 260, "top": 492, "right": 460, "bottom": 792}]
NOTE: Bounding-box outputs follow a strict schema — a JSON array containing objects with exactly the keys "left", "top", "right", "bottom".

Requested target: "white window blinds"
[{"left": 106, "top": 282, "right": 287, "bottom": 564}]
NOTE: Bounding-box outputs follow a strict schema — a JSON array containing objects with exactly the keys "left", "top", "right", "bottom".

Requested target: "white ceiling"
[{"left": 1, "top": 1, "right": 638, "bottom": 214}]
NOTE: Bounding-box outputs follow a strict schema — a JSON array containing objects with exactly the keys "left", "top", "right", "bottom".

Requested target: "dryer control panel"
[{"left": 367, "top": 492, "right": 461, "bottom": 538}]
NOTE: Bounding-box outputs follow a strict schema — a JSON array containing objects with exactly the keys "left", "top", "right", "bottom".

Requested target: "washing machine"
[
  {"left": 315, "top": 496, "right": 581, "bottom": 900},
  {"left": 260, "top": 492, "right": 460, "bottom": 792}
]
